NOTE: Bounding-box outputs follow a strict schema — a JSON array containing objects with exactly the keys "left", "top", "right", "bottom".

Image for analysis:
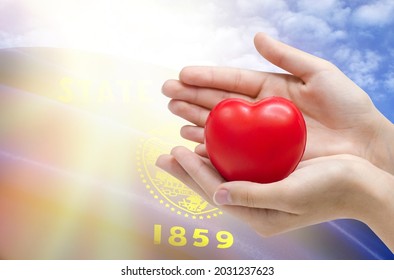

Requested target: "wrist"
[
  {"left": 365, "top": 113, "right": 394, "bottom": 175},
  {"left": 353, "top": 160, "right": 394, "bottom": 251}
]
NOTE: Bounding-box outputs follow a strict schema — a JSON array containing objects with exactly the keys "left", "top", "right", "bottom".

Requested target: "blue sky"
[{"left": 0, "top": 0, "right": 393, "bottom": 121}]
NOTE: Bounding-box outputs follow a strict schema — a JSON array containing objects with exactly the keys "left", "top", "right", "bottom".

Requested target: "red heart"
[{"left": 205, "top": 97, "right": 307, "bottom": 183}]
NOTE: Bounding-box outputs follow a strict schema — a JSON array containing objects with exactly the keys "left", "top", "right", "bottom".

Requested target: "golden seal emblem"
[{"left": 137, "top": 136, "right": 222, "bottom": 220}]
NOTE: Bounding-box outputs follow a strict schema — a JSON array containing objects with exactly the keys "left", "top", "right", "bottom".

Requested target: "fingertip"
[
  {"left": 179, "top": 66, "right": 207, "bottom": 85},
  {"left": 161, "top": 79, "right": 176, "bottom": 96},
  {"left": 161, "top": 79, "right": 184, "bottom": 98},
  {"left": 213, "top": 188, "right": 232, "bottom": 205},
  {"left": 180, "top": 125, "right": 191, "bottom": 139},
  {"left": 180, "top": 125, "right": 205, "bottom": 143},
  {"left": 254, "top": 32, "right": 272, "bottom": 49},
  {"left": 194, "top": 143, "right": 208, "bottom": 158},
  {"left": 254, "top": 32, "right": 267, "bottom": 43},
  {"left": 167, "top": 99, "right": 184, "bottom": 115},
  {"left": 179, "top": 66, "right": 193, "bottom": 82},
  {"left": 170, "top": 145, "right": 182, "bottom": 154},
  {"left": 170, "top": 145, "right": 190, "bottom": 158},
  {"left": 167, "top": 99, "right": 175, "bottom": 112},
  {"left": 155, "top": 154, "right": 174, "bottom": 173}
]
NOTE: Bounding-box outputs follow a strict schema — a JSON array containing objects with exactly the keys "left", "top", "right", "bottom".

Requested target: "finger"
[
  {"left": 155, "top": 154, "right": 197, "bottom": 189},
  {"left": 168, "top": 100, "right": 210, "bottom": 127},
  {"left": 194, "top": 143, "right": 208, "bottom": 158},
  {"left": 212, "top": 204, "right": 302, "bottom": 237},
  {"left": 254, "top": 32, "right": 334, "bottom": 82},
  {"left": 213, "top": 180, "right": 297, "bottom": 213},
  {"left": 162, "top": 79, "right": 252, "bottom": 109},
  {"left": 155, "top": 154, "right": 213, "bottom": 203},
  {"left": 296, "top": 154, "right": 361, "bottom": 171},
  {"left": 158, "top": 150, "right": 311, "bottom": 235},
  {"left": 179, "top": 66, "right": 265, "bottom": 98},
  {"left": 171, "top": 146, "right": 225, "bottom": 198},
  {"left": 180, "top": 125, "right": 204, "bottom": 143}
]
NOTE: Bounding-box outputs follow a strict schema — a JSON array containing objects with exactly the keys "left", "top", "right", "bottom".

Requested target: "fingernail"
[{"left": 214, "top": 189, "right": 231, "bottom": 205}]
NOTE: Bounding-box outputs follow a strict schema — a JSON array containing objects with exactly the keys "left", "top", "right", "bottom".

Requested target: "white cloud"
[
  {"left": 334, "top": 46, "right": 382, "bottom": 90},
  {"left": 278, "top": 12, "right": 347, "bottom": 46},
  {"left": 0, "top": 0, "right": 390, "bottom": 114},
  {"left": 202, "top": 0, "right": 349, "bottom": 70},
  {"left": 235, "top": 0, "right": 289, "bottom": 18},
  {"left": 352, "top": 0, "right": 394, "bottom": 26},
  {"left": 384, "top": 72, "right": 394, "bottom": 91},
  {"left": 0, "top": 30, "right": 26, "bottom": 48},
  {"left": 296, "top": 0, "right": 351, "bottom": 27},
  {"left": 0, "top": 0, "right": 389, "bottom": 89},
  {"left": 0, "top": 0, "right": 223, "bottom": 70},
  {"left": 0, "top": 0, "right": 12, "bottom": 9},
  {"left": 296, "top": 0, "right": 340, "bottom": 14}
]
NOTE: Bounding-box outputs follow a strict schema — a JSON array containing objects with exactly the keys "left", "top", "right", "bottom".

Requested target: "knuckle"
[
  {"left": 237, "top": 188, "right": 257, "bottom": 208},
  {"left": 255, "top": 223, "right": 277, "bottom": 237},
  {"left": 321, "top": 59, "right": 338, "bottom": 72},
  {"left": 248, "top": 209, "right": 281, "bottom": 237}
]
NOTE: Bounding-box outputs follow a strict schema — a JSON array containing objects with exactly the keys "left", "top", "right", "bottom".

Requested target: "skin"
[{"left": 156, "top": 33, "right": 394, "bottom": 252}]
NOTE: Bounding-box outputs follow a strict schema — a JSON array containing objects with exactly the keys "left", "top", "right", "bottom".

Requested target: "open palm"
[
  {"left": 162, "top": 33, "right": 385, "bottom": 164},
  {"left": 157, "top": 33, "right": 394, "bottom": 251}
]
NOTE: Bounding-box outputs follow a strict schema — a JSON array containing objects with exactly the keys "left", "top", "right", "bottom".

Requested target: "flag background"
[{"left": 0, "top": 0, "right": 393, "bottom": 259}]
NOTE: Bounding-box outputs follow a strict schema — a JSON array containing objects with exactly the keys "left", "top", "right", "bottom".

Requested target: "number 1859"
[{"left": 153, "top": 224, "right": 234, "bottom": 249}]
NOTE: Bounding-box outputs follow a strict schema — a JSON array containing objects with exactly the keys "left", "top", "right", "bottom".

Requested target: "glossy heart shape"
[{"left": 205, "top": 97, "right": 307, "bottom": 183}]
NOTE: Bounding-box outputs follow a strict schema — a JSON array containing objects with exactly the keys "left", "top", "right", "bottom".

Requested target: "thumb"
[
  {"left": 213, "top": 179, "right": 296, "bottom": 213},
  {"left": 254, "top": 32, "right": 333, "bottom": 81}
]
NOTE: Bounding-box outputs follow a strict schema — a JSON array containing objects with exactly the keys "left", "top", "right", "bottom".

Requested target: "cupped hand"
[
  {"left": 162, "top": 33, "right": 394, "bottom": 174},
  {"left": 156, "top": 146, "right": 394, "bottom": 251}
]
